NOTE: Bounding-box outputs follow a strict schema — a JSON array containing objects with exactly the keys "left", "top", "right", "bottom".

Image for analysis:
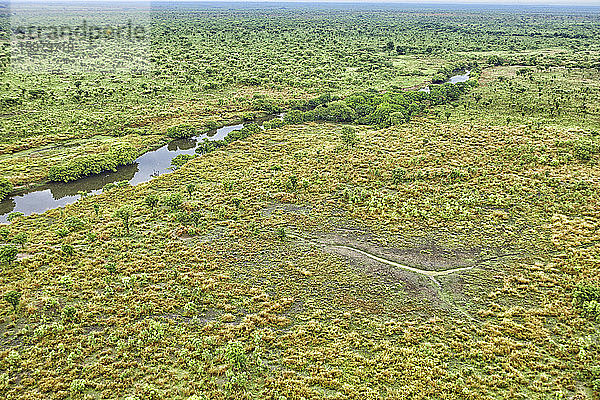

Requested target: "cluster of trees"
[
  {"left": 48, "top": 144, "right": 139, "bottom": 183},
  {"left": 283, "top": 81, "right": 474, "bottom": 128}
]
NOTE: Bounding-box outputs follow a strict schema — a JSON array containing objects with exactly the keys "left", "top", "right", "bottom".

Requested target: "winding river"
[
  {"left": 0, "top": 71, "right": 472, "bottom": 222},
  {"left": 0, "top": 120, "right": 269, "bottom": 222}
]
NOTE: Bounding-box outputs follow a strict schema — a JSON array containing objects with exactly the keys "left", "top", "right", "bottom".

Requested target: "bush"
[
  {"left": 6, "top": 212, "right": 23, "bottom": 222},
  {"left": 573, "top": 283, "right": 600, "bottom": 321},
  {"left": 431, "top": 72, "right": 449, "bottom": 84},
  {"left": 0, "top": 245, "right": 17, "bottom": 266},
  {"left": 3, "top": 290, "right": 21, "bottom": 312},
  {"left": 307, "top": 100, "right": 357, "bottom": 122},
  {"left": 224, "top": 124, "right": 261, "bottom": 144},
  {"left": 62, "top": 305, "right": 77, "bottom": 322},
  {"left": 166, "top": 124, "right": 196, "bottom": 138},
  {"left": 61, "top": 244, "right": 74, "bottom": 257},
  {"left": 0, "top": 178, "right": 13, "bottom": 201},
  {"left": 196, "top": 139, "right": 227, "bottom": 154},
  {"left": 340, "top": 126, "right": 358, "bottom": 148},
  {"left": 571, "top": 139, "right": 599, "bottom": 162},
  {"left": 113, "top": 206, "right": 132, "bottom": 234},
  {"left": 12, "top": 232, "right": 27, "bottom": 249},
  {"left": 145, "top": 194, "right": 159, "bottom": 210},
  {"left": 171, "top": 154, "right": 196, "bottom": 169},
  {"left": 48, "top": 144, "right": 138, "bottom": 182},
  {"left": 64, "top": 216, "right": 84, "bottom": 232},
  {"left": 56, "top": 227, "right": 69, "bottom": 238},
  {"left": 263, "top": 118, "right": 285, "bottom": 129},
  {"left": 283, "top": 110, "right": 304, "bottom": 125},
  {"left": 225, "top": 341, "right": 247, "bottom": 370},
  {"left": 164, "top": 193, "right": 183, "bottom": 210},
  {"left": 69, "top": 379, "right": 86, "bottom": 394}
]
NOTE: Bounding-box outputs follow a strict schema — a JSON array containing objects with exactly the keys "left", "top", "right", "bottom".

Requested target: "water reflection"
[{"left": 167, "top": 138, "right": 197, "bottom": 151}]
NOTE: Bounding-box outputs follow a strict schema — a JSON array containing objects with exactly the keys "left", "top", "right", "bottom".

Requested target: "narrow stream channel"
[{"left": 0, "top": 72, "right": 472, "bottom": 223}]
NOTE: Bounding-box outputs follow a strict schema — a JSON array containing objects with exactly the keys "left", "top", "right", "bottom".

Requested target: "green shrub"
[
  {"left": 283, "top": 110, "right": 304, "bottom": 125},
  {"left": 12, "top": 232, "right": 27, "bottom": 249},
  {"left": 113, "top": 206, "right": 132, "bottom": 234},
  {"left": 64, "top": 216, "right": 84, "bottom": 232},
  {"left": 0, "top": 245, "right": 17, "bottom": 266},
  {"left": 341, "top": 126, "right": 358, "bottom": 148},
  {"left": 61, "top": 244, "right": 74, "bottom": 257},
  {"left": 573, "top": 283, "right": 600, "bottom": 321},
  {"left": 166, "top": 124, "right": 196, "bottom": 138},
  {"left": 306, "top": 100, "right": 357, "bottom": 122},
  {"left": 171, "top": 154, "right": 196, "bottom": 170},
  {"left": 196, "top": 139, "right": 227, "bottom": 154},
  {"left": 48, "top": 144, "right": 138, "bottom": 182},
  {"left": 571, "top": 139, "right": 599, "bottom": 162},
  {"left": 145, "top": 194, "right": 159, "bottom": 210},
  {"left": 105, "top": 262, "right": 117, "bottom": 274},
  {"left": 0, "top": 227, "right": 10, "bottom": 241},
  {"left": 263, "top": 118, "right": 285, "bottom": 129},
  {"left": 56, "top": 227, "right": 69, "bottom": 238},
  {"left": 0, "top": 178, "right": 13, "bottom": 201},
  {"left": 392, "top": 168, "right": 409, "bottom": 184},
  {"left": 224, "top": 124, "right": 261, "bottom": 144},
  {"left": 224, "top": 341, "right": 247, "bottom": 370},
  {"left": 62, "top": 305, "right": 77, "bottom": 322},
  {"left": 186, "top": 184, "right": 196, "bottom": 197},
  {"left": 3, "top": 290, "right": 21, "bottom": 312},
  {"left": 69, "top": 379, "right": 85, "bottom": 394},
  {"left": 164, "top": 193, "right": 183, "bottom": 210},
  {"left": 6, "top": 212, "right": 23, "bottom": 222}
]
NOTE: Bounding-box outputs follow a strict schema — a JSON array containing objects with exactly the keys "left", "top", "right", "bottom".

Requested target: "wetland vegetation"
[{"left": 1, "top": 2, "right": 600, "bottom": 399}]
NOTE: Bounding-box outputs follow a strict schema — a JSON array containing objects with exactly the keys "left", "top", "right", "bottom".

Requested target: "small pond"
[{"left": 420, "top": 70, "right": 471, "bottom": 93}]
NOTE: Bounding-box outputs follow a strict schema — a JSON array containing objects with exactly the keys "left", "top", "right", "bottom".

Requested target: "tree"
[
  {"left": 283, "top": 110, "right": 304, "bottom": 125},
  {"left": 0, "top": 245, "right": 17, "bottom": 266},
  {"left": 113, "top": 206, "right": 132, "bottom": 234},
  {"left": 3, "top": 290, "right": 21, "bottom": 312},
  {"left": 6, "top": 212, "right": 23, "bottom": 222},
  {"left": 145, "top": 194, "right": 159, "bottom": 212},
  {"left": 164, "top": 193, "right": 183, "bottom": 210},
  {"left": 12, "top": 232, "right": 27, "bottom": 249},
  {"left": 166, "top": 124, "right": 196, "bottom": 138},
  {"left": 341, "top": 126, "right": 358, "bottom": 148},
  {"left": 186, "top": 183, "right": 196, "bottom": 198},
  {"left": 0, "top": 178, "right": 13, "bottom": 202}
]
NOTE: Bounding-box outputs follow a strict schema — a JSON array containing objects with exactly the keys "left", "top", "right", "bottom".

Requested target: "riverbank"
[{"left": 0, "top": 73, "right": 479, "bottom": 222}]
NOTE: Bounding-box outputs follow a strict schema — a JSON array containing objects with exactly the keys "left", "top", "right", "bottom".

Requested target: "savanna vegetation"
[{"left": 1, "top": 2, "right": 600, "bottom": 399}]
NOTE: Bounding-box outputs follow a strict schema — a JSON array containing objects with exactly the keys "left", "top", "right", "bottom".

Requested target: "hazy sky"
[{"left": 8, "top": 0, "right": 600, "bottom": 5}]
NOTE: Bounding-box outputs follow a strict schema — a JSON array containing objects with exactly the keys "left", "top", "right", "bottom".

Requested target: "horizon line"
[{"left": 6, "top": 0, "right": 600, "bottom": 6}]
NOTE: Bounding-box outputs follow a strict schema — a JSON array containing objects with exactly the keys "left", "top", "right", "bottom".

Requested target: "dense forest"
[{"left": 0, "top": 2, "right": 599, "bottom": 399}]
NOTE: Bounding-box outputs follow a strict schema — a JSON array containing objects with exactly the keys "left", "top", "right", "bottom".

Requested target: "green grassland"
[{"left": 1, "top": 4, "right": 600, "bottom": 400}]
